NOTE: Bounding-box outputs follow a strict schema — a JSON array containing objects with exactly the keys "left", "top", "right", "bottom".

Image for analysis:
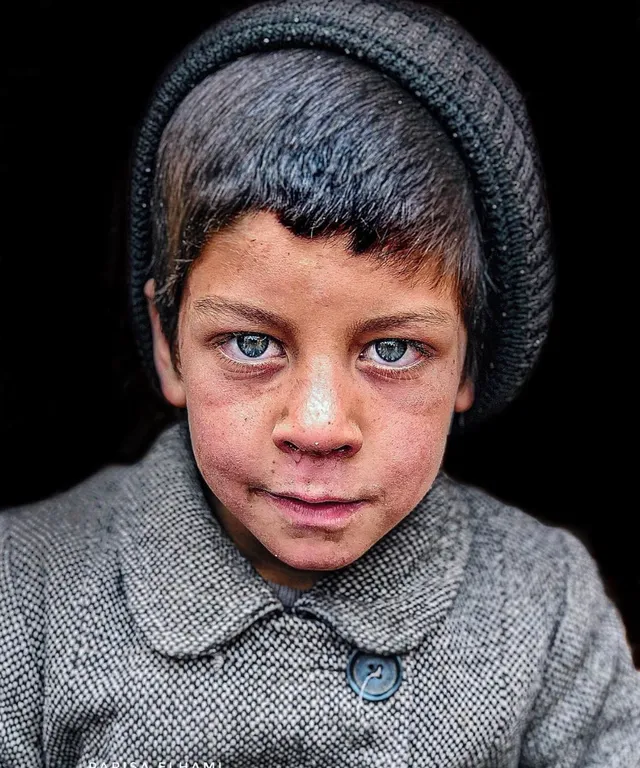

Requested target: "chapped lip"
[{"left": 262, "top": 490, "right": 363, "bottom": 504}]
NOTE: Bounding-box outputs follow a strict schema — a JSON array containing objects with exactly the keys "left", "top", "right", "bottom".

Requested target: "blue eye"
[
  {"left": 210, "top": 332, "right": 282, "bottom": 368},
  {"left": 373, "top": 339, "right": 408, "bottom": 363},
  {"left": 234, "top": 333, "right": 270, "bottom": 358},
  {"left": 364, "top": 339, "right": 428, "bottom": 368}
]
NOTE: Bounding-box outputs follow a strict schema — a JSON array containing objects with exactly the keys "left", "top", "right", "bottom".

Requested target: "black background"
[{"left": 2, "top": 2, "right": 635, "bottom": 662}]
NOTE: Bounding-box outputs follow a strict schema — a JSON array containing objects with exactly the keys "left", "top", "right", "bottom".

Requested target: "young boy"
[{"left": 1, "top": 1, "right": 638, "bottom": 766}]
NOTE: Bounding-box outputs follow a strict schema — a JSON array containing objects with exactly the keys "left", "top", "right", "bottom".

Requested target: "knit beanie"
[{"left": 129, "top": 0, "right": 554, "bottom": 428}]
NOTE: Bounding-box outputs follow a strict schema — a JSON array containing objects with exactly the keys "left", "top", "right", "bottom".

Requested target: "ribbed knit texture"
[
  {"left": 128, "top": 0, "right": 555, "bottom": 427},
  {"left": 265, "top": 579, "right": 311, "bottom": 608},
  {"left": 1, "top": 421, "right": 638, "bottom": 766}
]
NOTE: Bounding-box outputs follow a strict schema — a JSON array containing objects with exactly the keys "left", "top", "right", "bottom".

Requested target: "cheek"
[
  {"left": 370, "top": 365, "right": 459, "bottom": 504},
  {"left": 187, "top": 399, "right": 269, "bottom": 491},
  {"left": 179, "top": 351, "right": 270, "bottom": 482},
  {"left": 372, "top": 357, "right": 460, "bottom": 435},
  {"left": 375, "top": 412, "right": 447, "bottom": 510}
]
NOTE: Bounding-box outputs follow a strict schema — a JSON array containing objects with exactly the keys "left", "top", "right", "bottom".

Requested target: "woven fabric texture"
[
  {"left": 1, "top": 421, "right": 639, "bottom": 766},
  {"left": 128, "top": 0, "right": 555, "bottom": 427}
]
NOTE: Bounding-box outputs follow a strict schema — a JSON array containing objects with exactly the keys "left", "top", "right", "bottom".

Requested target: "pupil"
[
  {"left": 376, "top": 339, "right": 407, "bottom": 362},
  {"left": 238, "top": 334, "right": 269, "bottom": 358}
]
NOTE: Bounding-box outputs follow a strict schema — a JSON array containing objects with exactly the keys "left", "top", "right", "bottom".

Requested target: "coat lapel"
[
  {"left": 119, "top": 419, "right": 282, "bottom": 658},
  {"left": 291, "top": 472, "right": 471, "bottom": 654}
]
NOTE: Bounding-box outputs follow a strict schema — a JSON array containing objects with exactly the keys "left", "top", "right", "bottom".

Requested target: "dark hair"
[{"left": 150, "top": 47, "right": 486, "bottom": 379}]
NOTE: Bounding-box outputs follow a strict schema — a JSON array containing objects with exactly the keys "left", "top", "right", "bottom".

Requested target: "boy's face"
[{"left": 146, "top": 210, "right": 473, "bottom": 587}]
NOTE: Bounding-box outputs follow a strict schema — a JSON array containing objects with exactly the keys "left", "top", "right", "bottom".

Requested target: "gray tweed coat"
[{"left": 1, "top": 421, "right": 639, "bottom": 767}]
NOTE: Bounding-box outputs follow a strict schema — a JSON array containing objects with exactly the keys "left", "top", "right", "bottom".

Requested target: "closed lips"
[{"left": 268, "top": 492, "right": 359, "bottom": 504}]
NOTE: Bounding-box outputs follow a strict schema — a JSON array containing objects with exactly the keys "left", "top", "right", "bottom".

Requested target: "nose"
[{"left": 272, "top": 355, "right": 363, "bottom": 458}]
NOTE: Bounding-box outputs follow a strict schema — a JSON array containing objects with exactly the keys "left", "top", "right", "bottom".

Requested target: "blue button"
[{"left": 346, "top": 650, "right": 403, "bottom": 701}]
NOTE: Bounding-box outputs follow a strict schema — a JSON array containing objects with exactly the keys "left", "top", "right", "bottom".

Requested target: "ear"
[
  {"left": 144, "top": 279, "right": 187, "bottom": 408},
  {"left": 454, "top": 376, "right": 474, "bottom": 413}
]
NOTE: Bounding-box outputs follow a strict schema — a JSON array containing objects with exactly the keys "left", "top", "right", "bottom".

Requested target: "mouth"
[
  {"left": 256, "top": 490, "right": 367, "bottom": 530},
  {"left": 268, "top": 491, "right": 363, "bottom": 504}
]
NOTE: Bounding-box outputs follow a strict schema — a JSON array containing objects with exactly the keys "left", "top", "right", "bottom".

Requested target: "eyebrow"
[{"left": 191, "top": 296, "right": 454, "bottom": 336}]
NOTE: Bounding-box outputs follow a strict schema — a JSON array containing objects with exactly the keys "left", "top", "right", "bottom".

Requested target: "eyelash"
[{"left": 207, "top": 332, "right": 435, "bottom": 380}]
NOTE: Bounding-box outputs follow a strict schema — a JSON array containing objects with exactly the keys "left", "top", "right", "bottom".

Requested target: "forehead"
[{"left": 183, "top": 210, "right": 460, "bottom": 325}]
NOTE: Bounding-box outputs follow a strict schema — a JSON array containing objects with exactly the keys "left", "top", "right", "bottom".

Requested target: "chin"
[{"left": 275, "top": 540, "right": 360, "bottom": 572}]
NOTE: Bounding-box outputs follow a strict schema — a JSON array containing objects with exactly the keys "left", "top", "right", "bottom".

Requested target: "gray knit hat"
[{"left": 129, "top": 0, "right": 554, "bottom": 427}]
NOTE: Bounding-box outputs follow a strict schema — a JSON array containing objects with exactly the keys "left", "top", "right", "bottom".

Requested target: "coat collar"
[{"left": 119, "top": 420, "right": 471, "bottom": 658}]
